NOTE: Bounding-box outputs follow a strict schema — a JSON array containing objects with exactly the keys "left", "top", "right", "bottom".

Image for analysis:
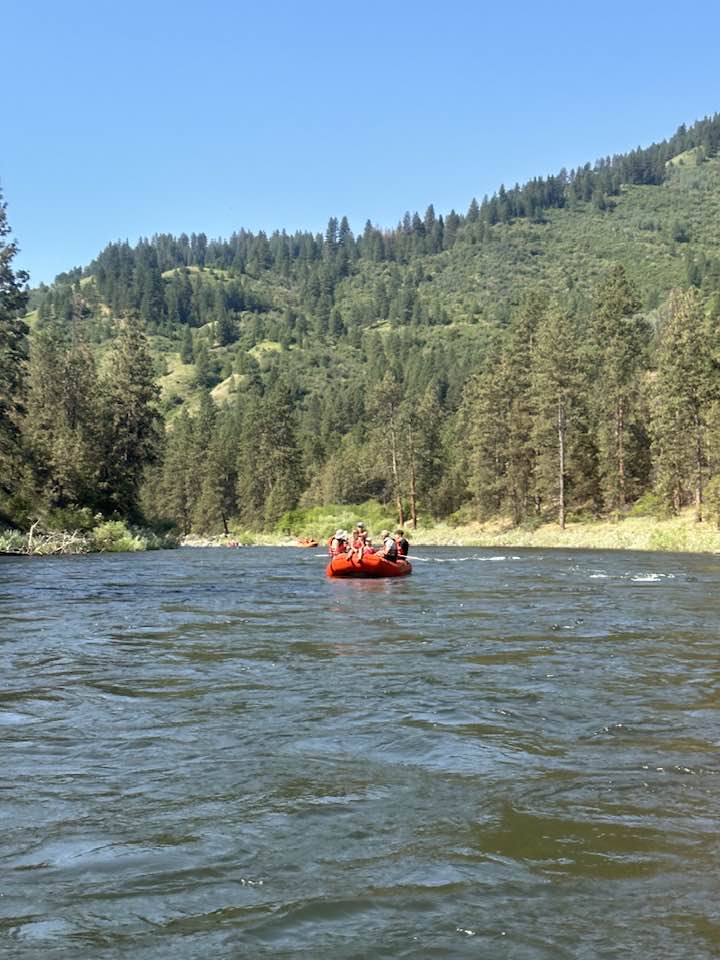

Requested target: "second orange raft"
[{"left": 326, "top": 553, "right": 412, "bottom": 578}]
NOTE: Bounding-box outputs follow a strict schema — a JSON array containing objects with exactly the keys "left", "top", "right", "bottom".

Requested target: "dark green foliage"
[
  {"left": 236, "top": 380, "right": 303, "bottom": 528},
  {"left": 0, "top": 190, "right": 29, "bottom": 500},
  {"left": 652, "top": 288, "right": 720, "bottom": 519},
  {"left": 530, "top": 305, "right": 590, "bottom": 528},
  {"left": 180, "top": 325, "right": 194, "bottom": 364},
  {"left": 25, "top": 326, "right": 102, "bottom": 509},
  {"left": 13, "top": 113, "right": 720, "bottom": 533},
  {"left": 97, "top": 317, "right": 162, "bottom": 518},
  {"left": 590, "top": 266, "right": 649, "bottom": 511}
]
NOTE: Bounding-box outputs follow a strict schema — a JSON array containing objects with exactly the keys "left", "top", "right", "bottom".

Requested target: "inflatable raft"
[{"left": 326, "top": 553, "right": 412, "bottom": 578}]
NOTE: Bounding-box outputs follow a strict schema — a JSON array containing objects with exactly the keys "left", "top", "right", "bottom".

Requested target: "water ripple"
[{"left": 1, "top": 547, "right": 719, "bottom": 958}]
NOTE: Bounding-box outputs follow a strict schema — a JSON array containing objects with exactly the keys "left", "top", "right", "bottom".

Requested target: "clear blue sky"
[{"left": 4, "top": 0, "right": 720, "bottom": 284}]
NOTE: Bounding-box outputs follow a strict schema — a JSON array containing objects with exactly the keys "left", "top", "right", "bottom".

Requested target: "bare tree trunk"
[
  {"left": 27, "top": 519, "right": 40, "bottom": 553},
  {"left": 409, "top": 461, "right": 418, "bottom": 530},
  {"left": 558, "top": 400, "right": 566, "bottom": 529},
  {"left": 694, "top": 412, "right": 703, "bottom": 523},
  {"left": 389, "top": 423, "right": 405, "bottom": 527}
]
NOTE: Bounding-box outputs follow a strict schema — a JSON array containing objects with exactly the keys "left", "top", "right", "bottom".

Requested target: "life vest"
[
  {"left": 329, "top": 538, "right": 347, "bottom": 556},
  {"left": 383, "top": 536, "right": 398, "bottom": 561}
]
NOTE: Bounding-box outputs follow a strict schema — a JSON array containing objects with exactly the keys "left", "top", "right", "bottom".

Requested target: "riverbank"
[
  {"left": 410, "top": 512, "right": 720, "bottom": 553},
  {"left": 0, "top": 520, "right": 178, "bottom": 556},
  {"left": 182, "top": 510, "right": 720, "bottom": 554},
  {"left": 6, "top": 510, "right": 717, "bottom": 556}
]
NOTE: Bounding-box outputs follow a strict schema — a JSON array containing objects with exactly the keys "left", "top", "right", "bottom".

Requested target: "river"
[{"left": 1, "top": 546, "right": 719, "bottom": 958}]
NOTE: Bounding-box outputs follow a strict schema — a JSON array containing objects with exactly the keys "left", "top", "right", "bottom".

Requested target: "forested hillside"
[{"left": 5, "top": 113, "right": 720, "bottom": 538}]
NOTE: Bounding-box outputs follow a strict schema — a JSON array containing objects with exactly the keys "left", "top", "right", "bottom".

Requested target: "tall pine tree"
[
  {"left": 652, "top": 289, "right": 719, "bottom": 520},
  {"left": 0, "top": 189, "right": 29, "bottom": 506},
  {"left": 591, "top": 265, "right": 649, "bottom": 512}
]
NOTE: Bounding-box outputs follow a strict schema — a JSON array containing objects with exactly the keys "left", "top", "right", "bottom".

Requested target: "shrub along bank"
[{"left": 0, "top": 519, "right": 177, "bottom": 556}]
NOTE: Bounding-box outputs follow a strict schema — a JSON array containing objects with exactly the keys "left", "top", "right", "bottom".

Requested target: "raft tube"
[{"left": 326, "top": 553, "right": 412, "bottom": 578}]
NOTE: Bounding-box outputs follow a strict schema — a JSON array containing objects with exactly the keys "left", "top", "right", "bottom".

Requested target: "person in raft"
[
  {"left": 380, "top": 530, "right": 399, "bottom": 562},
  {"left": 351, "top": 522, "right": 374, "bottom": 558},
  {"left": 395, "top": 529, "right": 409, "bottom": 557},
  {"left": 328, "top": 529, "right": 350, "bottom": 556}
]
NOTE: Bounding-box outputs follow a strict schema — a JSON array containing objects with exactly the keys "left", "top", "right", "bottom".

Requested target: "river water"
[{"left": 1, "top": 546, "right": 719, "bottom": 959}]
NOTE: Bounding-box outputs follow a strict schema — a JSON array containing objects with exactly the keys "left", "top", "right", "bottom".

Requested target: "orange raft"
[{"left": 326, "top": 553, "right": 412, "bottom": 578}]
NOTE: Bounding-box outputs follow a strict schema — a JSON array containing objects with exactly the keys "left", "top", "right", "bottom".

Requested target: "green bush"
[
  {"left": 275, "top": 500, "right": 398, "bottom": 539},
  {"left": 518, "top": 514, "right": 545, "bottom": 531},
  {"left": 0, "top": 530, "right": 26, "bottom": 553},
  {"left": 704, "top": 476, "right": 720, "bottom": 528},
  {"left": 91, "top": 520, "right": 145, "bottom": 552},
  {"left": 628, "top": 491, "right": 670, "bottom": 518}
]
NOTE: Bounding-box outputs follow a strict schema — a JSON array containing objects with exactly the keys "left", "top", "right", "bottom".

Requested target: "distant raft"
[
  {"left": 295, "top": 537, "right": 319, "bottom": 548},
  {"left": 326, "top": 552, "right": 412, "bottom": 578}
]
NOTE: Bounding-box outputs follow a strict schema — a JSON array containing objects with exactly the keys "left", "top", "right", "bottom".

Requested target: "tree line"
[
  {"left": 33, "top": 112, "right": 720, "bottom": 341},
  {"left": 137, "top": 266, "right": 720, "bottom": 535},
  {"left": 5, "top": 106, "right": 720, "bottom": 536},
  {"left": 457, "top": 269, "right": 720, "bottom": 527},
  {"left": 5, "top": 201, "right": 720, "bottom": 536}
]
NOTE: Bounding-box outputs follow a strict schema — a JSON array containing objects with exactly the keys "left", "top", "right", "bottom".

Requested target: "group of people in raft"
[{"left": 328, "top": 522, "right": 409, "bottom": 563}]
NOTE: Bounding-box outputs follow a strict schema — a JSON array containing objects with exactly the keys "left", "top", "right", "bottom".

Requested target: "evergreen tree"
[
  {"left": 236, "top": 381, "right": 302, "bottom": 528},
  {"left": 155, "top": 409, "right": 196, "bottom": 533},
  {"left": 0, "top": 189, "right": 29, "bottom": 501},
  {"left": 402, "top": 385, "right": 444, "bottom": 525},
  {"left": 99, "top": 316, "right": 162, "bottom": 517},
  {"left": 193, "top": 415, "right": 239, "bottom": 534},
  {"left": 25, "top": 326, "right": 101, "bottom": 509},
  {"left": 194, "top": 342, "right": 214, "bottom": 387},
  {"left": 462, "top": 349, "right": 507, "bottom": 518},
  {"left": 652, "top": 288, "right": 719, "bottom": 519},
  {"left": 530, "top": 304, "right": 587, "bottom": 527},
  {"left": 367, "top": 373, "right": 406, "bottom": 525},
  {"left": 591, "top": 265, "right": 648, "bottom": 512},
  {"left": 180, "top": 325, "right": 194, "bottom": 364},
  {"left": 499, "top": 293, "right": 546, "bottom": 521}
]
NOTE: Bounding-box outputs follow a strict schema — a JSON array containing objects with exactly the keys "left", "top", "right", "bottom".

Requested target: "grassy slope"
[
  {"left": 422, "top": 157, "right": 720, "bottom": 318},
  {"left": 51, "top": 156, "right": 720, "bottom": 418}
]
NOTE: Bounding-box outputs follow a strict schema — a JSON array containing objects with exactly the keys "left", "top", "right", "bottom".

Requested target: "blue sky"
[{"left": 4, "top": 0, "right": 720, "bottom": 284}]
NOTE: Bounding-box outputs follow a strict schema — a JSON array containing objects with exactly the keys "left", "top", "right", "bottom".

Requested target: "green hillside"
[{"left": 6, "top": 113, "right": 720, "bottom": 539}]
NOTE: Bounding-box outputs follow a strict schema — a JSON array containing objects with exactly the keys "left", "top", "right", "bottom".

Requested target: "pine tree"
[
  {"left": 0, "top": 189, "right": 29, "bottom": 501},
  {"left": 463, "top": 346, "right": 509, "bottom": 518},
  {"left": 99, "top": 316, "right": 162, "bottom": 517},
  {"left": 193, "top": 416, "right": 239, "bottom": 534},
  {"left": 652, "top": 288, "right": 719, "bottom": 520},
  {"left": 402, "top": 385, "right": 443, "bottom": 526},
  {"left": 155, "top": 409, "right": 196, "bottom": 533},
  {"left": 501, "top": 293, "right": 546, "bottom": 522},
  {"left": 367, "top": 373, "right": 406, "bottom": 525},
  {"left": 531, "top": 304, "right": 587, "bottom": 527},
  {"left": 591, "top": 265, "right": 648, "bottom": 512},
  {"left": 25, "top": 326, "right": 101, "bottom": 509},
  {"left": 194, "top": 343, "right": 213, "bottom": 387},
  {"left": 236, "top": 381, "right": 302, "bottom": 528},
  {"left": 180, "top": 325, "right": 194, "bottom": 364}
]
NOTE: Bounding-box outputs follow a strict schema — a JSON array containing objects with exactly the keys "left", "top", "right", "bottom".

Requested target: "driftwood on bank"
[{"left": 1, "top": 521, "right": 92, "bottom": 556}]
